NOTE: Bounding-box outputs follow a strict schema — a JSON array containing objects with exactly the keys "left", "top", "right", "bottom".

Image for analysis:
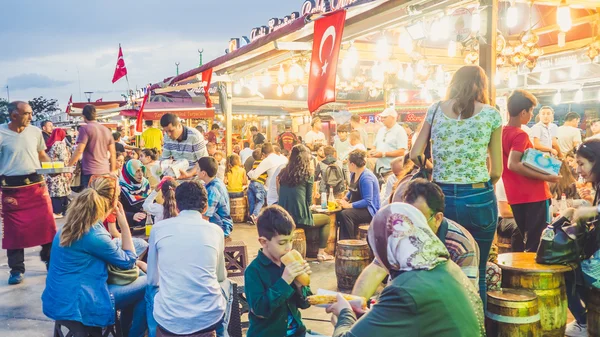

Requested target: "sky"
[{"left": 0, "top": 0, "right": 301, "bottom": 109}]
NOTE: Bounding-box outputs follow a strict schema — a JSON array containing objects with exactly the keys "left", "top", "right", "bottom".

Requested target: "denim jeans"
[
  {"left": 565, "top": 267, "right": 588, "bottom": 324},
  {"left": 114, "top": 238, "right": 149, "bottom": 257},
  {"left": 108, "top": 275, "right": 147, "bottom": 337},
  {"left": 437, "top": 180, "right": 497, "bottom": 308},
  {"left": 247, "top": 181, "right": 266, "bottom": 217},
  {"left": 146, "top": 285, "right": 159, "bottom": 337}
]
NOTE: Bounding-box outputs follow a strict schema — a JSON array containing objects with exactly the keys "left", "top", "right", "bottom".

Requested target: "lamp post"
[
  {"left": 84, "top": 91, "right": 94, "bottom": 102},
  {"left": 5, "top": 85, "right": 9, "bottom": 101}
]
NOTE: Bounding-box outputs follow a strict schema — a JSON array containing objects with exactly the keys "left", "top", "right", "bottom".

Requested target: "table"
[
  {"left": 312, "top": 206, "right": 342, "bottom": 255},
  {"left": 497, "top": 252, "right": 572, "bottom": 337}
]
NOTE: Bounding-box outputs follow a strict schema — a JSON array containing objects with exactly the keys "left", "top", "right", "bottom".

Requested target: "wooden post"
[
  {"left": 223, "top": 82, "right": 233, "bottom": 155},
  {"left": 479, "top": 0, "right": 498, "bottom": 107}
]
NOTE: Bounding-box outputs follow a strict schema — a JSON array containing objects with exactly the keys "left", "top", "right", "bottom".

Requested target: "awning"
[{"left": 119, "top": 101, "right": 215, "bottom": 120}]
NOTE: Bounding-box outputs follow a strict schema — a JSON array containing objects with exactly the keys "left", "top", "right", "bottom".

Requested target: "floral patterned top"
[
  {"left": 45, "top": 141, "right": 71, "bottom": 198},
  {"left": 426, "top": 103, "right": 502, "bottom": 184}
]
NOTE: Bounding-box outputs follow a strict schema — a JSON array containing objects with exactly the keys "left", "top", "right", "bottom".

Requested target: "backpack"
[{"left": 324, "top": 163, "right": 346, "bottom": 194}]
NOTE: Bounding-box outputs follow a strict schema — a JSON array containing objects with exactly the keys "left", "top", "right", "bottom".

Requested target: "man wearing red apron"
[{"left": 0, "top": 101, "right": 56, "bottom": 285}]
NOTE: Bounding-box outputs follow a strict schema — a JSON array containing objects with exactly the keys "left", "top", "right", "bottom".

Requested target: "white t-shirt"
[
  {"left": 374, "top": 123, "right": 408, "bottom": 171},
  {"left": 304, "top": 130, "right": 326, "bottom": 146},
  {"left": 0, "top": 124, "right": 45, "bottom": 176},
  {"left": 556, "top": 125, "right": 582, "bottom": 154}
]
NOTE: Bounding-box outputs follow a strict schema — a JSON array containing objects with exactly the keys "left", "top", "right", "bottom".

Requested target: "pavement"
[{"left": 0, "top": 219, "right": 339, "bottom": 337}]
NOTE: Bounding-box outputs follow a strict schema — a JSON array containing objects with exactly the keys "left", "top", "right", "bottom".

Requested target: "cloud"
[{"left": 6, "top": 74, "right": 71, "bottom": 91}]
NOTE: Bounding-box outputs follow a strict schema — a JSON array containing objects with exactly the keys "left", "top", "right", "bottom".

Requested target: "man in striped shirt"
[
  {"left": 352, "top": 179, "right": 480, "bottom": 299},
  {"left": 160, "top": 113, "right": 208, "bottom": 179}
]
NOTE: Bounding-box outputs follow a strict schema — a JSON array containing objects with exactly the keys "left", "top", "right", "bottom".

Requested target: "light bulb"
[
  {"left": 448, "top": 40, "right": 457, "bottom": 57},
  {"left": 554, "top": 90, "right": 562, "bottom": 105},
  {"left": 509, "top": 72, "right": 518, "bottom": 89},
  {"left": 558, "top": 32, "right": 566, "bottom": 48},
  {"left": 540, "top": 70, "right": 550, "bottom": 84},
  {"left": 371, "top": 62, "right": 384, "bottom": 82},
  {"left": 404, "top": 64, "right": 414, "bottom": 82},
  {"left": 471, "top": 11, "right": 481, "bottom": 32},
  {"left": 297, "top": 86, "right": 305, "bottom": 99},
  {"left": 376, "top": 36, "right": 390, "bottom": 60},
  {"left": 277, "top": 64, "right": 286, "bottom": 85},
  {"left": 249, "top": 76, "right": 258, "bottom": 94},
  {"left": 397, "top": 64, "right": 404, "bottom": 80},
  {"left": 398, "top": 90, "right": 408, "bottom": 103},
  {"left": 575, "top": 88, "right": 583, "bottom": 103},
  {"left": 557, "top": 0, "right": 572, "bottom": 32},
  {"left": 507, "top": 3, "right": 518, "bottom": 28},
  {"left": 399, "top": 31, "right": 413, "bottom": 54},
  {"left": 262, "top": 71, "right": 271, "bottom": 87},
  {"left": 570, "top": 63, "right": 580, "bottom": 79},
  {"left": 233, "top": 82, "right": 242, "bottom": 95},
  {"left": 276, "top": 85, "right": 283, "bottom": 97}
]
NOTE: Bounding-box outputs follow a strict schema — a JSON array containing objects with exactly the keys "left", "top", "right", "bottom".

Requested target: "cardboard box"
[{"left": 521, "top": 148, "right": 561, "bottom": 176}]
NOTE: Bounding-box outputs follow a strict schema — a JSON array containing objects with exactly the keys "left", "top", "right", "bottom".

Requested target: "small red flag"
[
  {"left": 112, "top": 45, "right": 128, "bottom": 84},
  {"left": 65, "top": 95, "right": 73, "bottom": 115},
  {"left": 308, "top": 10, "right": 346, "bottom": 114},
  {"left": 202, "top": 68, "right": 213, "bottom": 108},
  {"left": 135, "top": 89, "right": 149, "bottom": 133},
  {"left": 95, "top": 98, "right": 103, "bottom": 103}
]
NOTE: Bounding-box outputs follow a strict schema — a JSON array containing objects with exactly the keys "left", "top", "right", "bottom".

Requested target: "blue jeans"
[
  {"left": 437, "top": 180, "right": 497, "bottom": 308},
  {"left": 146, "top": 285, "right": 159, "bottom": 337},
  {"left": 247, "top": 181, "right": 266, "bottom": 217},
  {"left": 565, "top": 267, "right": 587, "bottom": 324},
  {"left": 114, "top": 238, "right": 149, "bottom": 257},
  {"left": 108, "top": 275, "right": 147, "bottom": 337}
]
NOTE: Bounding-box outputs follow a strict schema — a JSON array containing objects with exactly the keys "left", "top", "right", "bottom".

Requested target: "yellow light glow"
[{"left": 278, "top": 65, "right": 286, "bottom": 85}]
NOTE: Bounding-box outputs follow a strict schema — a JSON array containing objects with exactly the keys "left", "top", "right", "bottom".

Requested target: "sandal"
[{"left": 317, "top": 253, "right": 334, "bottom": 262}]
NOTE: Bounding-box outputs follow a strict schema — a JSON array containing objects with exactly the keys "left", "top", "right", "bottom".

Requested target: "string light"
[
  {"left": 448, "top": 40, "right": 457, "bottom": 57},
  {"left": 557, "top": 0, "right": 572, "bottom": 32},
  {"left": 262, "top": 70, "right": 271, "bottom": 87},
  {"left": 277, "top": 64, "right": 286, "bottom": 85},
  {"left": 554, "top": 90, "right": 562, "bottom": 105},
  {"left": 276, "top": 85, "right": 283, "bottom": 97},
  {"left": 404, "top": 64, "right": 414, "bottom": 82},
  {"left": 558, "top": 32, "right": 566, "bottom": 48},
  {"left": 574, "top": 88, "right": 583, "bottom": 103},
  {"left": 540, "top": 70, "right": 550, "bottom": 84},
  {"left": 249, "top": 76, "right": 259, "bottom": 94},
  {"left": 371, "top": 61, "right": 384, "bottom": 82},
  {"left": 376, "top": 35, "right": 390, "bottom": 60},
  {"left": 399, "top": 31, "right": 414, "bottom": 54},
  {"left": 507, "top": 1, "right": 518, "bottom": 28}
]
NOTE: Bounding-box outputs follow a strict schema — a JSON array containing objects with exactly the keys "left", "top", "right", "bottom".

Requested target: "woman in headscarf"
[
  {"left": 327, "top": 203, "right": 485, "bottom": 337},
  {"left": 119, "top": 159, "right": 150, "bottom": 228},
  {"left": 45, "top": 128, "right": 71, "bottom": 218}
]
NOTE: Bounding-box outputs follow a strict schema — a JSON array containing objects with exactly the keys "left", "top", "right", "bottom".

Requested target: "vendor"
[{"left": 338, "top": 150, "right": 380, "bottom": 240}]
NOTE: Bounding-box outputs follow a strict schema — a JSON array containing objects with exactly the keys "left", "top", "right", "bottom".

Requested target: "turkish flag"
[
  {"left": 65, "top": 95, "right": 73, "bottom": 115},
  {"left": 202, "top": 68, "right": 213, "bottom": 108},
  {"left": 135, "top": 89, "right": 149, "bottom": 133},
  {"left": 112, "top": 45, "right": 128, "bottom": 83},
  {"left": 308, "top": 10, "right": 346, "bottom": 114}
]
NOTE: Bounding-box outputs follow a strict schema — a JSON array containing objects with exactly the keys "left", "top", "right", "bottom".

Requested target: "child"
[
  {"left": 316, "top": 146, "right": 348, "bottom": 199},
  {"left": 349, "top": 130, "right": 367, "bottom": 152},
  {"left": 502, "top": 89, "right": 560, "bottom": 252},
  {"left": 143, "top": 176, "right": 179, "bottom": 223},
  {"left": 214, "top": 150, "right": 226, "bottom": 181},
  {"left": 197, "top": 156, "right": 233, "bottom": 238},
  {"left": 226, "top": 153, "right": 247, "bottom": 199},
  {"left": 247, "top": 149, "right": 268, "bottom": 225},
  {"left": 244, "top": 205, "right": 313, "bottom": 337}
]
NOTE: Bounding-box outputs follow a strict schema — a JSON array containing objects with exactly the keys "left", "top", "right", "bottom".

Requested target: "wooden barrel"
[
  {"left": 335, "top": 240, "right": 371, "bottom": 291},
  {"left": 486, "top": 289, "right": 542, "bottom": 337},
  {"left": 325, "top": 214, "right": 337, "bottom": 256},
  {"left": 230, "top": 197, "right": 247, "bottom": 223},
  {"left": 497, "top": 236, "right": 512, "bottom": 255},
  {"left": 292, "top": 229, "right": 307, "bottom": 259},
  {"left": 498, "top": 253, "right": 571, "bottom": 337},
  {"left": 305, "top": 227, "right": 320, "bottom": 259},
  {"left": 588, "top": 287, "right": 600, "bottom": 337},
  {"left": 357, "top": 225, "right": 373, "bottom": 261}
]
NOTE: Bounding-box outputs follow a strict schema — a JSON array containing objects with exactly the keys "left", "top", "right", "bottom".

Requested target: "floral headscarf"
[
  {"left": 119, "top": 159, "right": 150, "bottom": 207},
  {"left": 368, "top": 202, "right": 449, "bottom": 273}
]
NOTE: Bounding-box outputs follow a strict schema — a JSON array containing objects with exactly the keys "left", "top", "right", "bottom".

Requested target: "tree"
[
  {"left": 28, "top": 96, "right": 61, "bottom": 122},
  {"left": 0, "top": 99, "right": 8, "bottom": 124}
]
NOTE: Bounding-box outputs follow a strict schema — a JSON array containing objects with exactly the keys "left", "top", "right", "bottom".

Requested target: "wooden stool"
[
  {"left": 224, "top": 241, "right": 248, "bottom": 277},
  {"left": 496, "top": 236, "right": 512, "bottom": 255},
  {"left": 497, "top": 252, "right": 571, "bottom": 337},
  {"left": 335, "top": 240, "right": 371, "bottom": 292},
  {"left": 486, "top": 289, "right": 541, "bottom": 337},
  {"left": 230, "top": 197, "right": 247, "bottom": 223},
  {"left": 357, "top": 225, "right": 369, "bottom": 241},
  {"left": 292, "top": 229, "right": 307, "bottom": 259},
  {"left": 305, "top": 227, "right": 320, "bottom": 259},
  {"left": 588, "top": 287, "right": 600, "bottom": 337}
]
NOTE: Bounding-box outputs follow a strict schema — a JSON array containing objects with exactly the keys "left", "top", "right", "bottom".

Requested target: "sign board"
[
  {"left": 450, "top": 8, "right": 473, "bottom": 43},
  {"left": 517, "top": 49, "right": 593, "bottom": 74}
]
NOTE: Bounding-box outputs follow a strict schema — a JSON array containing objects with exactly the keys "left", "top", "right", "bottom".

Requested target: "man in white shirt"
[
  {"left": 239, "top": 141, "right": 254, "bottom": 165},
  {"left": 531, "top": 106, "right": 559, "bottom": 156},
  {"left": 370, "top": 108, "right": 408, "bottom": 174},
  {"left": 556, "top": 112, "right": 582, "bottom": 155},
  {"left": 333, "top": 124, "right": 352, "bottom": 163},
  {"left": 248, "top": 143, "right": 288, "bottom": 205},
  {"left": 304, "top": 117, "right": 326, "bottom": 150}
]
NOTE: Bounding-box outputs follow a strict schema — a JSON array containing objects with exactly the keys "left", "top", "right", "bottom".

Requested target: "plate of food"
[{"left": 307, "top": 289, "right": 367, "bottom": 309}]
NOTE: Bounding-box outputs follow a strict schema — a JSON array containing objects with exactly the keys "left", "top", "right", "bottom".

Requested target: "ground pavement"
[{"left": 0, "top": 220, "right": 338, "bottom": 337}]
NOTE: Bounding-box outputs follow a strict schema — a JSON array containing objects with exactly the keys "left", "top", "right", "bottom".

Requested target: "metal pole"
[
  {"left": 198, "top": 49, "right": 204, "bottom": 67},
  {"left": 6, "top": 85, "right": 9, "bottom": 101},
  {"left": 176, "top": 62, "right": 180, "bottom": 76},
  {"left": 221, "top": 82, "right": 233, "bottom": 155},
  {"left": 479, "top": 0, "right": 498, "bottom": 107}
]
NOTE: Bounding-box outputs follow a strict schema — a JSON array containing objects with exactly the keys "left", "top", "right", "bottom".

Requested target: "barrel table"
[
  {"left": 230, "top": 196, "right": 247, "bottom": 223},
  {"left": 312, "top": 206, "right": 341, "bottom": 256},
  {"left": 497, "top": 252, "right": 572, "bottom": 337},
  {"left": 292, "top": 229, "right": 307, "bottom": 259},
  {"left": 486, "top": 289, "right": 541, "bottom": 337},
  {"left": 335, "top": 240, "right": 371, "bottom": 292}
]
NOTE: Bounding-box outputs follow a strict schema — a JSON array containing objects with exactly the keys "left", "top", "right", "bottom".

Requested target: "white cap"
[{"left": 379, "top": 107, "right": 398, "bottom": 118}]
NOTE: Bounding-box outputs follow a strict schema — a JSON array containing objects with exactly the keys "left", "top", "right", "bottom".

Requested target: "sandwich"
[{"left": 280, "top": 249, "right": 310, "bottom": 286}]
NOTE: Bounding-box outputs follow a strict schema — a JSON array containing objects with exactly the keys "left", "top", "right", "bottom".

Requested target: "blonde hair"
[
  {"left": 60, "top": 177, "right": 116, "bottom": 247},
  {"left": 446, "top": 65, "right": 490, "bottom": 119}
]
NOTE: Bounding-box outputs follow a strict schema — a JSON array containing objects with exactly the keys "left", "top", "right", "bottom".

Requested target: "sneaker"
[
  {"left": 565, "top": 320, "right": 587, "bottom": 337},
  {"left": 248, "top": 215, "right": 257, "bottom": 226},
  {"left": 53, "top": 213, "right": 63, "bottom": 219},
  {"left": 8, "top": 271, "right": 24, "bottom": 285}
]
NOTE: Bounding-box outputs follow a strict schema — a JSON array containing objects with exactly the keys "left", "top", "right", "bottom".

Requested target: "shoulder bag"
[{"left": 412, "top": 101, "right": 441, "bottom": 181}]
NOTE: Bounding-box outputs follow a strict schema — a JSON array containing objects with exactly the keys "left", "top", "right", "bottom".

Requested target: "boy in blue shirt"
[{"left": 197, "top": 156, "right": 233, "bottom": 237}]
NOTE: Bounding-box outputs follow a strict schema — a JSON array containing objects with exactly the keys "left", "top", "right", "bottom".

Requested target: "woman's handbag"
[
  {"left": 107, "top": 264, "right": 139, "bottom": 285},
  {"left": 412, "top": 101, "right": 441, "bottom": 181},
  {"left": 536, "top": 216, "right": 588, "bottom": 265}
]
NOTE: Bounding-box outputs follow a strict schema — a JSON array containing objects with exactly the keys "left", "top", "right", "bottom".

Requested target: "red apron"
[{"left": 1, "top": 182, "right": 57, "bottom": 249}]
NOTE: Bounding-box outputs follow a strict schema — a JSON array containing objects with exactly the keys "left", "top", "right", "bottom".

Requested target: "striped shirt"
[
  {"left": 161, "top": 126, "right": 207, "bottom": 167},
  {"left": 251, "top": 160, "right": 268, "bottom": 185},
  {"left": 443, "top": 218, "right": 480, "bottom": 288}
]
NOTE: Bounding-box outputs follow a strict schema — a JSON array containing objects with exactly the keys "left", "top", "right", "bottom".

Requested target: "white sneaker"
[
  {"left": 565, "top": 320, "right": 587, "bottom": 337},
  {"left": 53, "top": 213, "right": 64, "bottom": 219}
]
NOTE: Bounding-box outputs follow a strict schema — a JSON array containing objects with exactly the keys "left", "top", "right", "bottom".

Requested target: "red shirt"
[
  {"left": 502, "top": 126, "right": 551, "bottom": 205},
  {"left": 206, "top": 131, "right": 217, "bottom": 144}
]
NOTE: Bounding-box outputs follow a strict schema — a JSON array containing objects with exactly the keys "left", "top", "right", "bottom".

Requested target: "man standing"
[
  {"left": 333, "top": 124, "right": 352, "bottom": 164},
  {"left": 350, "top": 114, "right": 368, "bottom": 147},
  {"left": 67, "top": 105, "right": 116, "bottom": 188},
  {"left": 277, "top": 125, "right": 299, "bottom": 153},
  {"left": 141, "top": 120, "right": 163, "bottom": 151},
  {"left": 250, "top": 126, "right": 266, "bottom": 147},
  {"left": 206, "top": 124, "right": 220, "bottom": 144},
  {"left": 248, "top": 143, "right": 288, "bottom": 206},
  {"left": 239, "top": 141, "right": 253, "bottom": 166},
  {"left": 531, "top": 106, "right": 559, "bottom": 156},
  {"left": 41, "top": 120, "right": 54, "bottom": 143},
  {"left": 370, "top": 108, "right": 408, "bottom": 175},
  {"left": 160, "top": 113, "right": 208, "bottom": 179},
  {"left": 0, "top": 101, "right": 56, "bottom": 284},
  {"left": 556, "top": 112, "right": 582, "bottom": 155},
  {"left": 304, "top": 117, "right": 326, "bottom": 150}
]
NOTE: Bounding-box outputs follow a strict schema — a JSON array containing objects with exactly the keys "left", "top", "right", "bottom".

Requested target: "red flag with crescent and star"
[
  {"left": 65, "top": 95, "right": 73, "bottom": 115},
  {"left": 135, "top": 89, "right": 150, "bottom": 133},
  {"left": 202, "top": 68, "right": 213, "bottom": 108},
  {"left": 308, "top": 9, "right": 346, "bottom": 114},
  {"left": 112, "top": 45, "right": 128, "bottom": 83}
]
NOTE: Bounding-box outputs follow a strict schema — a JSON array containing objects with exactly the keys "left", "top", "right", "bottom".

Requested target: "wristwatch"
[{"left": 382, "top": 152, "right": 386, "bottom": 158}]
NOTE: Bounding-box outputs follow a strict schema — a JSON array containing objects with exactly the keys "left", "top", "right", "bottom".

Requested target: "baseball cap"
[{"left": 379, "top": 108, "right": 398, "bottom": 118}]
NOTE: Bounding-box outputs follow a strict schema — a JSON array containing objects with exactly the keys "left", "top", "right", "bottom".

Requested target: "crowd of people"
[{"left": 1, "top": 64, "right": 600, "bottom": 336}]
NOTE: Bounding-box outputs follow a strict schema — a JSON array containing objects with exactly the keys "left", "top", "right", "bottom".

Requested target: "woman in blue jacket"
[
  {"left": 338, "top": 150, "right": 381, "bottom": 239},
  {"left": 42, "top": 176, "right": 147, "bottom": 337}
]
